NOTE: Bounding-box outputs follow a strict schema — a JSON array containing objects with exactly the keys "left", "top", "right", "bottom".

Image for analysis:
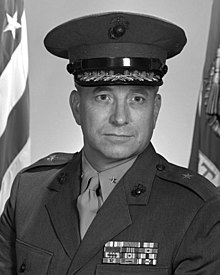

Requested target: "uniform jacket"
[{"left": 0, "top": 143, "right": 220, "bottom": 274}]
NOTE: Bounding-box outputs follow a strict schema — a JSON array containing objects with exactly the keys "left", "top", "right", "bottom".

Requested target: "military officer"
[{"left": 1, "top": 11, "right": 220, "bottom": 275}]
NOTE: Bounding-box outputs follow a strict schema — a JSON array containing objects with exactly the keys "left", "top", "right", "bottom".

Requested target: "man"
[{"left": 1, "top": 11, "right": 220, "bottom": 275}]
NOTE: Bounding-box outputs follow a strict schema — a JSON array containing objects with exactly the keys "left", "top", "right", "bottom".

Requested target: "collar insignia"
[
  {"left": 182, "top": 173, "right": 193, "bottom": 180},
  {"left": 109, "top": 177, "right": 117, "bottom": 184}
]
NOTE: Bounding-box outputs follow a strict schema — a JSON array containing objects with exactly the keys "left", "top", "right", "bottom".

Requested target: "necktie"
[{"left": 77, "top": 175, "right": 101, "bottom": 238}]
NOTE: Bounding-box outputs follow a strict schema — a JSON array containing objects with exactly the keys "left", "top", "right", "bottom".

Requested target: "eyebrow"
[
  {"left": 91, "top": 85, "right": 154, "bottom": 96},
  {"left": 92, "top": 86, "right": 112, "bottom": 94},
  {"left": 129, "top": 87, "right": 152, "bottom": 95}
]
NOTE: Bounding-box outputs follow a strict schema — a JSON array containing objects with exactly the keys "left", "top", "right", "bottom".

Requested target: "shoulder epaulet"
[
  {"left": 21, "top": 152, "right": 78, "bottom": 173},
  {"left": 156, "top": 155, "right": 219, "bottom": 202}
]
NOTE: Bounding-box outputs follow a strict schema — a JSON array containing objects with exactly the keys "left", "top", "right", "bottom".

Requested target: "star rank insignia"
[
  {"left": 103, "top": 241, "right": 159, "bottom": 265},
  {"left": 182, "top": 173, "right": 193, "bottom": 180},
  {"left": 109, "top": 177, "right": 117, "bottom": 184},
  {"left": 46, "top": 154, "right": 57, "bottom": 162}
]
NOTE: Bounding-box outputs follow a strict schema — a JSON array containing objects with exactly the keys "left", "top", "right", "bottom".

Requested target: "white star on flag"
[{"left": 3, "top": 12, "right": 21, "bottom": 39}]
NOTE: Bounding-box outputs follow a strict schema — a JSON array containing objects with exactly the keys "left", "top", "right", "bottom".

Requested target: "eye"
[
  {"left": 95, "top": 94, "right": 111, "bottom": 102},
  {"left": 131, "top": 95, "right": 146, "bottom": 104}
]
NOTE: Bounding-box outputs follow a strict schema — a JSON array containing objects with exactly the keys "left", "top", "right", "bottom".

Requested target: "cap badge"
[{"left": 108, "top": 16, "right": 129, "bottom": 40}]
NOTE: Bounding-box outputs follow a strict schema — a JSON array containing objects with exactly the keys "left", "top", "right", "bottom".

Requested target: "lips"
[
  {"left": 104, "top": 133, "right": 133, "bottom": 138},
  {"left": 103, "top": 133, "right": 134, "bottom": 144}
]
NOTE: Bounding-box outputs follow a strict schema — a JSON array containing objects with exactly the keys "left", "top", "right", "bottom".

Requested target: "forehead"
[{"left": 77, "top": 85, "right": 158, "bottom": 95}]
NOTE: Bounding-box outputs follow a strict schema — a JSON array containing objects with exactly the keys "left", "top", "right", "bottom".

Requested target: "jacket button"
[
  {"left": 19, "top": 262, "right": 26, "bottom": 273},
  {"left": 156, "top": 164, "right": 165, "bottom": 171},
  {"left": 57, "top": 172, "right": 67, "bottom": 184}
]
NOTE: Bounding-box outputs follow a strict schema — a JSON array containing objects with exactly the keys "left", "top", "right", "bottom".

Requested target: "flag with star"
[
  {"left": 0, "top": 0, "right": 30, "bottom": 214},
  {"left": 189, "top": 0, "right": 220, "bottom": 187}
]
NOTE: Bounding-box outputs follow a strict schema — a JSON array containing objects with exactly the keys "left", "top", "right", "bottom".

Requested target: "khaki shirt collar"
[{"left": 81, "top": 151, "right": 137, "bottom": 202}]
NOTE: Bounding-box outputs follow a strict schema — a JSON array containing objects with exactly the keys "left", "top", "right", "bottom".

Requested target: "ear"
[
  {"left": 153, "top": 93, "right": 161, "bottom": 128},
  {"left": 69, "top": 90, "right": 81, "bottom": 125}
]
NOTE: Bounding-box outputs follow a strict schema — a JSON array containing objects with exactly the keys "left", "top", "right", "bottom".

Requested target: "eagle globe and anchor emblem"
[{"left": 203, "top": 46, "right": 220, "bottom": 137}]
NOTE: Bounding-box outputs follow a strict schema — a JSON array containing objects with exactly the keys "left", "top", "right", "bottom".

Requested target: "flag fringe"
[{"left": 204, "top": 46, "right": 220, "bottom": 136}]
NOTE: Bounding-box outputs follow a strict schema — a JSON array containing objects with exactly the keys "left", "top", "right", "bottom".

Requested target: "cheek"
[
  {"left": 80, "top": 104, "right": 106, "bottom": 133},
  {"left": 134, "top": 110, "right": 155, "bottom": 138}
]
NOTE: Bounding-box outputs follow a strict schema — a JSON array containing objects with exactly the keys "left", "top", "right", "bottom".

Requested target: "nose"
[{"left": 109, "top": 100, "right": 129, "bottom": 126}]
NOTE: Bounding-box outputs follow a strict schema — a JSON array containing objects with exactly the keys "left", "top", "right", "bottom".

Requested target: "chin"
[{"left": 101, "top": 148, "right": 138, "bottom": 161}]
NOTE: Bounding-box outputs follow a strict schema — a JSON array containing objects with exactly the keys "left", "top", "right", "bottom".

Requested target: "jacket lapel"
[
  {"left": 67, "top": 143, "right": 159, "bottom": 274},
  {"left": 124, "top": 143, "right": 159, "bottom": 206},
  {"left": 45, "top": 152, "right": 82, "bottom": 259},
  {"left": 67, "top": 180, "right": 131, "bottom": 274}
]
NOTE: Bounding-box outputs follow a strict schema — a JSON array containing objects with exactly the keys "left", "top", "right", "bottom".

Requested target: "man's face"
[{"left": 70, "top": 85, "right": 161, "bottom": 167}]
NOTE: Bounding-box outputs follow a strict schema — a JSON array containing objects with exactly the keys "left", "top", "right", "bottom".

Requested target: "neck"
[{"left": 83, "top": 150, "right": 137, "bottom": 172}]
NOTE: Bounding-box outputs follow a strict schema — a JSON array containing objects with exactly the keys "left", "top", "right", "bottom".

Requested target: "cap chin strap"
[
  {"left": 66, "top": 57, "right": 167, "bottom": 86},
  {"left": 67, "top": 57, "right": 167, "bottom": 74}
]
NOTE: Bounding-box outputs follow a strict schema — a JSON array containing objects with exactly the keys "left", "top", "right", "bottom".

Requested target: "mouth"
[
  {"left": 104, "top": 133, "right": 133, "bottom": 137},
  {"left": 104, "top": 133, "right": 134, "bottom": 142}
]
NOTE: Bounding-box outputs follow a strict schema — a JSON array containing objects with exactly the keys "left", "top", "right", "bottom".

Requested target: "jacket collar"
[{"left": 45, "top": 152, "right": 82, "bottom": 259}]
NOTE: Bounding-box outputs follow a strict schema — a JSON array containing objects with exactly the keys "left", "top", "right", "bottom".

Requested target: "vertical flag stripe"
[
  {"left": 0, "top": 11, "right": 28, "bottom": 137},
  {"left": 0, "top": 138, "right": 30, "bottom": 213},
  {"left": 0, "top": 0, "right": 30, "bottom": 214},
  {"left": 0, "top": 84, "right": 29, "bottom": 184}
]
